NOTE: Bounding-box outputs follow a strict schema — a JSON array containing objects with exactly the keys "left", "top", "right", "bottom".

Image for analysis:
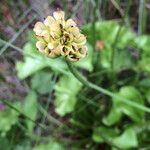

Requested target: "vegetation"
[{"left": 0, "top": 0, "right": 150, "bottom": 149}]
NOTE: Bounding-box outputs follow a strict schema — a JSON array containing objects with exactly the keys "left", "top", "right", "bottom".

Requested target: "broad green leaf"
[
  {"left": 31, "top": 71, "right": 52, "bottom": 94},
  {"left": 113, "top": 48, "right": 135, "bottom": 70},
  {"left": 135, "top": 36, "right": 150, "bottom": 73},
  {"left": 139, "top": 57, "right": 150, "bottom": 73},
  {"left": 118, "top": 86, "right": 144, "bottom": 121},
  {"left": 134, "top": 35, "right": 150, "bottom": 53},
  {"left": 15, "top": 140, "right": 31, "bottom": 150},
  {"left": 16, "top": 42, "right": 48, "bottom": 79},
  {"left": 0, "top": 137, "right": 10, "bottom": 150},
  {"left": 92, "top": 126, "right": 119, "bottom": 143},
  {"left": 83, "top": 21, "right": 135, "bottom": 48},
  {"left": 0, "top": 102, "right": 21, "bottom": 136},
  {"left": 23, "top": 91, "right": 37, "bottom": 133},
  {"left": 16, "top": 42, "right": 67, "bottom": 79},
  {"left": 139, "top": 78, "right": 150, "bottom": 88},
  {"left": 99, "top": 44, "right": 112, "bottom": 69},
  {"left": 16, "top": 57, "right": 47, "bottom": 80},
  {"left": 113, "top": 128, "right": 138, "bottom": 149},
  {"left": 92, "top": 126, "right": 138, "bottom": 149},
  {"left": 99, "top": 45, "right": 134, "bottom": 70},
  {"left": 103, "top": 86, "right": 144, "bottom": 126},
  {"left": 102, "top": 108, "right": 122, "bottom": 126},
  {"left": 83, "top": 21, "right": 135, "bottom": 70},
  {"left": 54, "top": 74, "right": 82, "bottom": 116},
  {"left": 32, "top": 141, "right": 65, "bottom": 150}
]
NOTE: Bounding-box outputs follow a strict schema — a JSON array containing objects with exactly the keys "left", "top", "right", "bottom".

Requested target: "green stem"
[
  {"left": 110, "top": 25, "right": 122, "bottom": 70},
  {"left": 66, "top": 60, "right": 150, "bottom": 113},
  {"left": 91, "top": 0, "right": 97, "bottom": 67},
  {"left": 138, "top": 0, "right": 147, "bottom": 35}
]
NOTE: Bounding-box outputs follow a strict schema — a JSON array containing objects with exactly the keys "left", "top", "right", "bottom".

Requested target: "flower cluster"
[{"left": 33, "top": 11, "right": 87, "bottom": 61}]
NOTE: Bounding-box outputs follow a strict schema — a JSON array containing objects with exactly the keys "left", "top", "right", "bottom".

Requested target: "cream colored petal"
[
  {"left": 36, "top": 41, "right": 46, "bottom": 52},
  {"left": 65, "top": 19, "right": 76, "bottom": 28},
  {"left": 48, "top": 43, "right": 54, "bottom": 49},
  {"left": 48, "top": 41, "right": 59, "bottom": 49},
  {"left": 53, "top": 11, "right": 65, "bottom": 20},
  {"left": 67, "top": 57, "right": 79, "bottom": 62},
  {"left": 33, "top": 22, "right": 46, "bottom": 36},
  {"left": 71, "top": 44, "right": 79, "bottom": 52},
  {"left": 36, "top": 36, "right": 45, "bottom": 42},
  {"left": 60, "top": 46, "right": 71, "bottom": 56},
  {"left": 44, "top": 47, "right": 50, "bottom": 55},
  {"left": 67, "top": 45, "right": 87, "bottom": 61},
  {"left": 44, "top": 16, "right": 55, "bottom": 27},
  {"left": 74, "top": 34, "right": 86, "bottom": 45},
  {"left": 68, "top": 27, "right": 80, "bottom": 37},
  {"left": 50, "top": 22, "right": 62, "bottom": 38},
  {"left": 48, "top": 45, "right": 62, "bottom": 58},
  {"left": 67, "top": 51, "right": 79, "bottom": 62},
  {"left": 36, "top": 32, "right": 50, "bottom": 43},
  {"left": 78, "top": 46, "right": 87, "bottom": 58},
  {"left": 48, "top": 51, "right": 56, "bottom": 58},
  {"left": 50, "top": 32, "right": 60, "bottom": 39},
  {"left": 63, "top": 32, "right": 74, "bottom": 44},
  {"left": 41, "top": 31, "right": 51, "bottom": 42}
]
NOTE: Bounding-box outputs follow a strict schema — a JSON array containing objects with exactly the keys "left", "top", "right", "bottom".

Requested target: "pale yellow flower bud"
[{"left": 33, "top": 10, "right": 87, "bottom": 61}]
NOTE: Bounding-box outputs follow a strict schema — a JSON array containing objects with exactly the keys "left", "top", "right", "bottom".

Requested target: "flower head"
[{"left": 33, "top": 11, "right": 87, "bottom": 61}]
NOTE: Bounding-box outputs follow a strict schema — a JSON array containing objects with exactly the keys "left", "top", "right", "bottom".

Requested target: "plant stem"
[
  {"left": 91, "top": 0, "right": 97, "bottom": 67},
  {"left": 110, "top": 0, "right": 132, "bottom": 71},
  {"left": 138, "top": 0, "right": 147, "bottom": 35},
  {"left": 66, "top": 60, "right": 150, "bottom": 113},
  {"left": 110, "top": 25, "right": 122, "bottom": 70}
]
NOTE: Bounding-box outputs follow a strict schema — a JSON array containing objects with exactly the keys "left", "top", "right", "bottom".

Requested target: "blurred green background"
[{"left": 1, "top": 0, "right": 150, "bottom": 149}]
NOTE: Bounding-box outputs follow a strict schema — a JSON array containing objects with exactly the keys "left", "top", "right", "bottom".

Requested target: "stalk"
[{"left": 66, "top": 60, "right": 150, "bottom": 113}]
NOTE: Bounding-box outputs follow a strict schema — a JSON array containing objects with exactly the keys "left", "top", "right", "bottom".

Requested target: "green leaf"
[
  {"left": 31, "top": 71, "right": 52, "bottom": 94},
  {"left": 23, "top": 91, "right": 37, "bottom": 133},
  {"left": 92, "top": 126, "right": 119, "bottom": 143},
  {"left": 139, "top": 57, "right": 150, "bottom": 73},
  {"left": 99, "top": 45, "right": 134, "bottom": 70},
  {"left": 139, "top": 78, "right": 150, "bottom": 88},
  {"left": 16, "top": 42, "right": 68, "bottom": 80},
  {"left": 0, "top": 102, "right": 21, "bottom": 136},
  {"left": 83, "top": 21, "right": 135, "bottom": 70},
  {"left": 99, "top": 44, "right": 112, "bottom": 69},
  {"left": 103, "top": 86, "right": 144, "bottom": 126},
  {"left": 16, "top": 57, "right": 47, "bottom": 80},
  {"left": 113, "top": 127, "right": 138, "bottom": 149},
  {"left": 102, "top": 108, "right": 122, "bottom": 126},
  {"left": 113, "top": 48, "right": 135, "bottom": 71},
  {"left": 15, "top": 140, "right": 31, "bottom": 150},
  {"left": 16, "top": 43, "right": 48, "bottom": 79},
  {"left": 135, "top": 36, "right": 150, "bottom": 73},
  {"left": 134, "top": 35, "right": 150, "bottom": 53},
  {"left": 54, "top": 74, "right": 82, "bottom": 116},
  {"left": 0, "top": 137, "right": 10, "bottom": 150},
  {"left": 92, "top": 126, "right": 138, "bottom": 149},
  {"left": 83, "top": 21, "right": 135, "bottom": 48},
  {"left": 32, "top": 141, "right": 65, "bottom": 150}
]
